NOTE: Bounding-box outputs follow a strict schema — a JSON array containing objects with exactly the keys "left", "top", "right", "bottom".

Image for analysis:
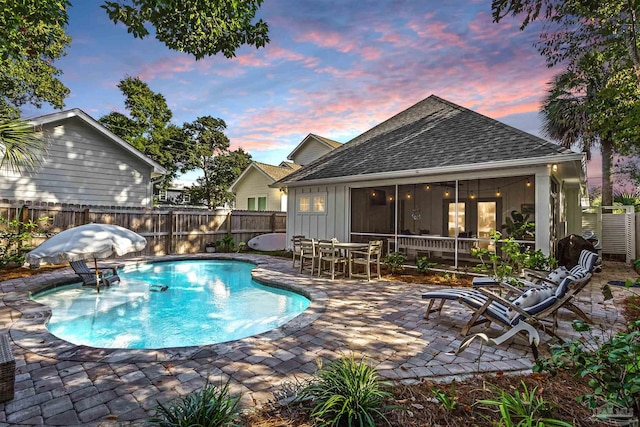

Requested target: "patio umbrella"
[{"left": 25, "top": 223, "right": 147, "bottom": 288}]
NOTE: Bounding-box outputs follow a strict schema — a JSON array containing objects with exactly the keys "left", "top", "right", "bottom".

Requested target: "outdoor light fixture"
[
  {"left": 496, "top": 188, "right": 501, "bottom": 197},
  {"left": 444, "top": 190, "right": 450, "bottom": 197},
  {"left": 470, "top": 192, "right": 475, "bottom": 199},
  {"left": 526, "top": 179, "right": 531, "bottom": 187},
  {"left": 407, "top": 193, "right": 411, "bottom": 199},
  {"left": 552, "top": 164, "right": 558, "bottom": 172},
  {"left": 372, "top": 191, "right": 376, "bottom": 197},
  {"left": 425, "top": 184, "right": 430, "bottom": 190}
]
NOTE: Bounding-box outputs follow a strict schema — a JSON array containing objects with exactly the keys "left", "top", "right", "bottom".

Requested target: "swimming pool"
[{"left": 32, "top": 260, "right": 310, "bottom": 349}]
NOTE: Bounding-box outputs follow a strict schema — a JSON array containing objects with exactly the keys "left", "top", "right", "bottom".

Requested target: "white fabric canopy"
[{"left": 26, "top": 223, "right": 147, "bottom": 267}]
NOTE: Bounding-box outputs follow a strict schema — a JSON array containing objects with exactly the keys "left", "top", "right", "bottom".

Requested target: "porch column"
[
  {"left": 535, "top": 172, "right": 551, "bottom": 255},
  {"left": 564, "top": 184, "right": 582, "bottom": 236}
]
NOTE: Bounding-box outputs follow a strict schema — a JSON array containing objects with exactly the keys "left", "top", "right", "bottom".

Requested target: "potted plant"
[{"left": 204, "top": 242, "right": 216, "bottom": 253}]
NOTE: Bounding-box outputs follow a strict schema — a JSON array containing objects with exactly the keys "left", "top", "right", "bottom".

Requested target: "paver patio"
[{"left": 0, "top": 254, "right": 633, "bottom": 426}]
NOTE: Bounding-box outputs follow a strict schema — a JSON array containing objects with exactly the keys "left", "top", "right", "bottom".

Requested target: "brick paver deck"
[{"left": 0, "top": 254, "right": 633, "bottom": 425}]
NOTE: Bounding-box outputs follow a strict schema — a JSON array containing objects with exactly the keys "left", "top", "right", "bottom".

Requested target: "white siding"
[
  {"left": 233, "top": 167, "right": 282, "bottom": 211},
  {"left": 289, "top": 139, "right": 333, "bottom": 166},
  {"left": 0, "top": 118, "right": 155, "bottom": 207}
]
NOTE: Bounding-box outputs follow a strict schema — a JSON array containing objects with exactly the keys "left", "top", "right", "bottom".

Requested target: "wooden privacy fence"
[{"left": 0, "top": 203, "right": 286, "bottom": 257}]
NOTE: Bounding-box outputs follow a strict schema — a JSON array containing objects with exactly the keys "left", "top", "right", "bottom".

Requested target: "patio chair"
[
  {"left": 291, "top": 235, "right": 305, "bottom": 268},
  {"left": 299, "top": 239, "right": 318, "bottom": 275},
  {"left": 69, "top": 260, "right": 120, "bottom": 288},
  {"left": 422, "top": 273, "right": 592, "bottom": 340},
  {"left": 348, "top": 240, "right": 383, "bottom": 281},
  {"left": 317, "top": 240, "right": 347, "bottom": 280}
]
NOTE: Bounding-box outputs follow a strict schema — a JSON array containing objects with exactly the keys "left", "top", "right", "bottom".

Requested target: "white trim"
[
  {"left": 28, "top": 108, "right": 167, "bottom": 176},
  {"left": 278, "top": 154, "right": 584, "bottom": 188},
  {"left": 286, "top": 133, "right": 339, "bottom": 161},
  {"left": 229, "top": 162, "right": 276, "bottom": 192}
]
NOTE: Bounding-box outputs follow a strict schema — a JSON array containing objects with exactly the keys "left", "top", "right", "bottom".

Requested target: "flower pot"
[
  {"left": 205, "top": 247, "right": 216, "bottom": 253},
  {"left": 593, "top": 406, "right": 639, "bottom": 427}
]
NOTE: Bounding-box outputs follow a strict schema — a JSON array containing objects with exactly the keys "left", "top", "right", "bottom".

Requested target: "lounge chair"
[
  {"left": 422, "top": 272, "right": 592, "bottom": 343},
  {"left": 70, "top": 260, "right": 120, "bottom": 288},
  {"left": 348, "top": 240, "right": 383, "bottom": 281}
]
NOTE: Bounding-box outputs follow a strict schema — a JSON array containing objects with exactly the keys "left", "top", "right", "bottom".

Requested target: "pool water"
[{"left": 32, "top": 260, "right": 310, "bottom": 349}]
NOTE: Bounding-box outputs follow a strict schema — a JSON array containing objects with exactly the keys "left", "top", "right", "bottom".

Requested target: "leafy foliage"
[
  {"left": 149, "top": 380, "right": 240, "bottom": 427},
  {"left": 383, "top": 252, "right": 406, "bottom": 274},
  {"left": 477, "top": 381, "right": 572, "bottom": 427},
  {"left": 0, "top": 118, "right": 49, "bottom": 173},
  {"left": 102, "top": 0, "right": 269, "bottom": 59},
  {"left": 534, "top": 319, "right": 640, "bottom": 415},
  {"left": 215, "top": 234, "right": 235, "bottom": 253},
  {"left": 501, "top": 210, "right": 535, "bottom": 240},
  {"left": 416, "top": 256, "right": 437, "bottom": 274},
  {"left": 0, "top": 215, "right": 50, "bottom": 267},
  {"left": 296, "top": 355, "right": 396, "bottom": 427},
  {"left": 0, "top": 0, "right": 71, "bottom": 117},
  {"left": 431, "top": 382, "right": 457, "bottom": 412}
]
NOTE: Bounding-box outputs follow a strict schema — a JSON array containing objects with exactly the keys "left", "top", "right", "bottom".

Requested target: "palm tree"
[
  {"left": 0, "top": 117, "right": 47, "bottom": 173},
  {"left": 540, "top": 53, "right": 616, "bottom": 206}
]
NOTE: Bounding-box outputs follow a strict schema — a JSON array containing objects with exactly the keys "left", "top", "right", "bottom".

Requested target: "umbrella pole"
[{"left": 94, "top": 258, "right": 100, "bottom": 294}]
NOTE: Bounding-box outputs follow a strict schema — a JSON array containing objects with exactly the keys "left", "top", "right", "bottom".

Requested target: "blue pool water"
[{"left": 32, "top": 260, "right": 310, "bottom": 349}]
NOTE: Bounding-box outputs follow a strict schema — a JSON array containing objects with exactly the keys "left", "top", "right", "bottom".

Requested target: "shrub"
[
  {"left": 0, "top": 215, "right": 50, "bottom": 267},
  {"left": 477, "top": 381, "right": 572, "bottom": 427},
  {"left": 215, "top": 234, "right": 235, "bottom": 253},
  {"left": 296, "top": 355, "right": 396, "bottom": 427},
  {"left": 416, "top": 256, "right": 437, "bottom": 274},
  {"left": 431, "top": 381, "right": 457, "bottom": 412},
  {"left": 534, "top": 319, "right": 640, "bottom": 416},
  {"left": 383, "top": 252, "right": 406, "bottom": 274},
  {"left": 149, "top": 380, "right": 240, "bottom": 427}
]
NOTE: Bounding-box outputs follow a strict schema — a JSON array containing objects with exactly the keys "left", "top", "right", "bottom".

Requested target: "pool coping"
[{"left": 4, "top": 254, "right": 326, "bottom": 363}]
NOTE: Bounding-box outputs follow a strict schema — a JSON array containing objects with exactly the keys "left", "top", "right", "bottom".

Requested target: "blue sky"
[{"left": 24, "top": 1, "right": 601, "bottom": 185}]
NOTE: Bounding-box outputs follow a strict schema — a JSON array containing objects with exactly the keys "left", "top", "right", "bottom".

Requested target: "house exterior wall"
[
  {"left": 285, "top": 165, "right": 571, "bottom": 256},
  {"left": 0, "top": 117, "right": 155, "bottom": 207},
  {"left": 233, "top": 167, "right": 283, "bottom": 211},
  {"left": 289, "top": 139, "right": 333, "bottom": 166}
]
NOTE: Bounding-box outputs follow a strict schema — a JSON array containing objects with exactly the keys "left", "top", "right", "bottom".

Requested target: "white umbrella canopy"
[{"left": 26, "top": 223, "right": 147, "bottom": 267}]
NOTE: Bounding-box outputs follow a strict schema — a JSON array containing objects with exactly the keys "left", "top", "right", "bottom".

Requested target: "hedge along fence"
[{"left": 0, "top": 202, "right": 286, "bottom": 257}]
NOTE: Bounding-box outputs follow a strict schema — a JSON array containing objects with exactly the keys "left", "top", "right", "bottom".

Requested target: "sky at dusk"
[{"left": 23, "top": 0, "right": 604, "bottom": 186}]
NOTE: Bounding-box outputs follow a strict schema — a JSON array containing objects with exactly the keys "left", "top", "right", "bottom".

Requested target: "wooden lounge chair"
[
  {"left": 69, "top": 260, "right": 120, "bottom": 288},
  {"left": 348, "top": 240, "right": 382, "bottom": 281},
  {"left": 422, "top": 273, "right": 592, "bottom": 346}
]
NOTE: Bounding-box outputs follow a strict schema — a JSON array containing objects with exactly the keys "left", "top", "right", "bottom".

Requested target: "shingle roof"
[
  {"left": 311, "top": 134, "right": 342, "bottom": 149},
  {"left": 253, "top": 161, "right": 300, "bottom": 181},
  {"left": 278, "top": 95, "right": 576, "bottom": 185}
]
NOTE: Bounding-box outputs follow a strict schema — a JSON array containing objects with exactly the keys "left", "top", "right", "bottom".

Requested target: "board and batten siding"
[
  {"left": 289, "top": 138, "right": 333, "bottom": 166},
  {"left": 233, "top": 167, "right": 282, "bottom": 211},
  {"left": 286, "top": 184, "right": 348, "bottom": 248},
  {"left": 0, "top": 117, "right": 155, "bottom": 207}
]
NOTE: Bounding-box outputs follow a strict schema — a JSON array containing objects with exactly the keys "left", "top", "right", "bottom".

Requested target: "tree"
[
  {"left": 0, "top": 0, "right": 71, "bottom": 118},
  {"left": 491, "top": 1, "right": 640, "bottom": 76},
  {"left": 182, "top": 117, "right": 252, "bottom": 209},
  {"left": 100, "top": 77, "right": 188, "bottom": 186},
  {"left": 541, "top": 52, "right": 640, "bottom": 206},
  {"left": 102, "top": 0, "right": 269, "bottom": 59},
  {"left": 1, "top": 0, "right": 269, "bottom": 118},
  {"left": 0, "top": 118, "right": 48, "bottom": 173}
]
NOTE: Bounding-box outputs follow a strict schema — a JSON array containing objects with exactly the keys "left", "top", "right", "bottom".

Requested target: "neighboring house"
[
  {"left": 230, "top": 134, "right": 341, "bottom": 211},
  {"left": 230, "top": 162, "right": 301, "bottom": 211},
  {"left": 155, "top": 182, "right": 195, "bottom": 206},
  {"left": 275, "top": 95, "right": 587, "bottom": 261},
  {"left": 0, "top": 109, "right": 166, "bottom": 208}
]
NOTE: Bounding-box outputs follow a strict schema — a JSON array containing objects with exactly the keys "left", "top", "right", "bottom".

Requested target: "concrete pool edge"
[{"left": 4, "top": 254, "right": 326, "bottom": 363}]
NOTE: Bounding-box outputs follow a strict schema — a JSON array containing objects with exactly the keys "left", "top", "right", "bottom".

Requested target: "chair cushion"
[
  {"left": 545, "top": 267, "right": 570, "bottom": 284},
  {"left": 507, "top": 287, "right": 555, "bottom": 320},
  {"left": 568, "top": 265, "right": 589, "bottom": 280},
  {"left": 578, "top": 250, "right": 598, "bottom": 272},
  {"left": 554, "top": 276, "right": 573, "bottom": 298}
]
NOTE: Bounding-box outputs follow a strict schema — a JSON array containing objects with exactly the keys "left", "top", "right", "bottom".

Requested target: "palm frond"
[{"left": 0, "top": 118, "right": 48, "bottom": 173}]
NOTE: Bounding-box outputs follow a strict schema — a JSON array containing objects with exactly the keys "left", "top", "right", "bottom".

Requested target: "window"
[
  {"left": 298, "top": 193, "right": 326, "bottom": 213},
  {"left": 248, "top": 196, "right": 267, "bottom": 211},
  {"left": 299, "top": 196, "right": 310, "bottom": 212},
  {"left": 158, "top": 190, "right": 168, "bottom": 201},
  {"left": 313, "top": 196, "right": 325, "bottom": 212},
  {"left": 182, "top": 193, "right": 191, "bottom": 204}
]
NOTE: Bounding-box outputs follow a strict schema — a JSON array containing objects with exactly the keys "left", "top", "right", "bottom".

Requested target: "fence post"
[
  {"left": 271, "top": 212, "right": 276, "bottom": 233},
  {"left": 227, "top": 211, "right": 232, "bottom": 235},
  {"left": 167, "top": 210, "right": 174, "bottom": 255},
  {"left": 19, "top": 205, "right": 28, "bottom": 224},
  {"left": 83, "top": 208, "right": 90, "bottom": 225}
]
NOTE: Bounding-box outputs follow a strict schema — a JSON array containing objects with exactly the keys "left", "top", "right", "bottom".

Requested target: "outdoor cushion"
[
  {"left": 554, "top": 276, "right": 573, "bottom": 298},
  {"left": 568, "top": 265, "right": 589, "bottom": 280},
  {"left": 507, "top": 287, "right": 555, "bottom": 320},
  {"left": 578, "top": 250, "right": 598, "bottom": 272},
  {"left": 545, "top": 267, "right": 570, "bottom": 284}
]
